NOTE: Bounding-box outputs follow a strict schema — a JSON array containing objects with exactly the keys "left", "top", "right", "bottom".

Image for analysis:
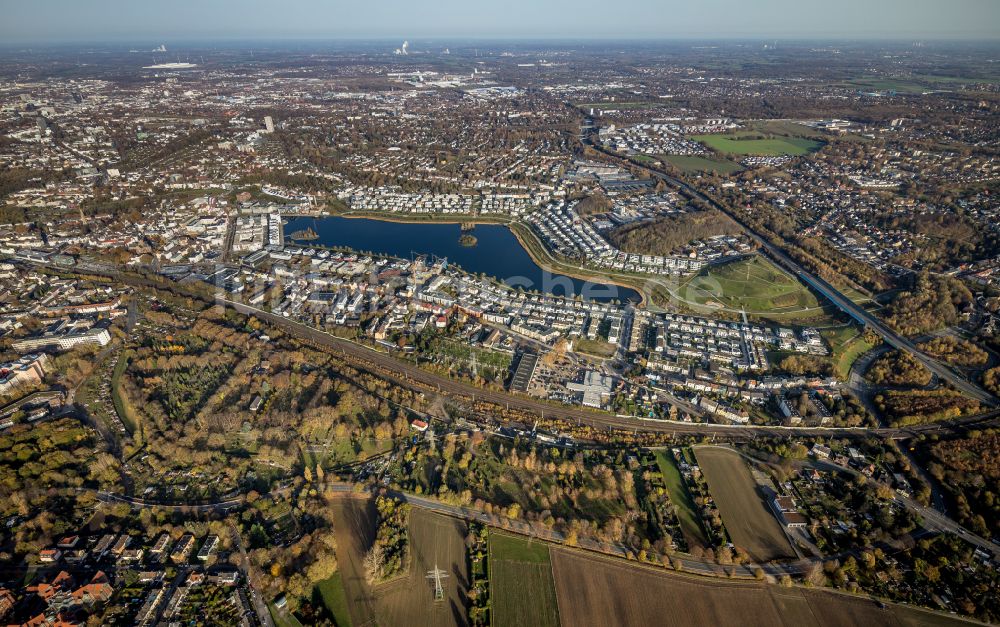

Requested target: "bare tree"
[{"left": 363, "top": 543, "right": 386, "bottom": 583}]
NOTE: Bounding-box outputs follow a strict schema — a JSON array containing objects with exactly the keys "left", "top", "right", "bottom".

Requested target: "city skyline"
[{"left": 2, "top": 0, "right": 1000, "bottom": 43}]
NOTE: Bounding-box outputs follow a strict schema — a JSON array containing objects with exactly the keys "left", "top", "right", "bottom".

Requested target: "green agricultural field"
[
  {"left": 679, "top": 255, "right": 829, "bottom": 322},
  {"left": 751, "top": 120, "right": 825, "bottom": 138},
  {"left": 692, "top": 134, "right": 823, "bottom": 156},
  {"left": 490, "top": 532, "right": 560, "bottom": 627},
  {"left": 911, "top": 73, "right": 1000, "bottom": 85},
  {"left": 654, "top": 451, "right": 708, "bottom": 548},
  {"left": 269, "top": 604, "right": 305, "bottom": 627},
  {"left": 661, "top": 154, "right": 742, "bottom": 175},
  {"left": 315, "top": 573, "right": 352, "bottom": 627},
  {"left": 840, "top": 78, "right": 934, "bottom": 95}
]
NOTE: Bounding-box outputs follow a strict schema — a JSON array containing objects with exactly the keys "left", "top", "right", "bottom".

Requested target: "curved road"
[
  {"left": 221, "top": 297, "right": 1000, "bottom": 440},
  {"left": 581, "top": 131, "right": 998, "bottom": 407},
  {"left": 84, "top": 471, "right": 1000, "bottom": 583},
  {"left": 18, "top": 258, "right": 1000, "bottom": 441},
  {"left": 325, "top": 482, "right": 804, "bottom": 579}
]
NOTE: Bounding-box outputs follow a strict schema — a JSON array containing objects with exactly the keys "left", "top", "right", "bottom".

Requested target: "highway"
[
  {"left": 811, "top": 460, "right": 1000, "bottom": 558},
  {"left": 580, "top": 130, "right": 998, "bottom": 408},
  {"left": 771, "top": 246, "right": 995, "bottom": 406}
]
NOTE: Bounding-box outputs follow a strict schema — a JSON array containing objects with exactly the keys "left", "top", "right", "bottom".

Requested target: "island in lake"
[
  {"left": 289, "top": 226, "right": 319, "bottom": 241},
  {"left": 281, "top": 216, "right": 641, "bottom": 302},
  {"left": 459, "top": 233, "right": 478, "bottom": 247}
]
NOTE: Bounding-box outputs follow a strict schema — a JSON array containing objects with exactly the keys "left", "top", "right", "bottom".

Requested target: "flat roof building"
[
  {"left": 567, "top": 371, "right": 614, "bottom": 408},
  {"left": 508, "top": 351, "right": 539, "bottom": 393}
]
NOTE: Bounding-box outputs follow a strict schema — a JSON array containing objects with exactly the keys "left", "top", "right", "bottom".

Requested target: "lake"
[{"left": 283, "top": 216, "right": 640, "bottom": 303}]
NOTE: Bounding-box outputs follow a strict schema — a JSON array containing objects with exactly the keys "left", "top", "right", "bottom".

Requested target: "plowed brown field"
[
  {"left": 550, "top": 548, "right": 971, "bottom": 627},
  {"left": 330, "top": 496, "right": 469, "bottom": 627},
  {"left": 694, "top": 446, "right": 795, "bottom": 561}
]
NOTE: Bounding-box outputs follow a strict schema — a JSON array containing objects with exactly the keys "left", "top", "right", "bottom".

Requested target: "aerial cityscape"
[{"left": 1, "top": 1, "right": 999, "bottom": 626}]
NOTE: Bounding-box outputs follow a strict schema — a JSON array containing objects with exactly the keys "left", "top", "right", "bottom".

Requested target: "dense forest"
[
  {"left": 875, "top": 389, "right": 980, "bottom": 427},
  {"left": 882, "top": 273, "right": 974, "bottom": 337},
  {"left": 364, "top": 496, "right": 410, "bottom": 583},
  {"left": 983, "top": 367, "right": 1000, "bottom": 396},
  {"left": 608, "top": 209, "right": 740, "bottom": 256},
  {"left": 574, "top": 192, "right": 613, "bottom": 217},
  {"left": 916, "top": 336, "right": 989, "bottom": 368},
  {"left": 775, "top": 354, "right": 833, "bottom": 377},
  {"left": 925, "top": 430, "right": 1000, "bottom": 538},
  {"left": 866, "top": 350, "right": 932, "bottom": 387}
]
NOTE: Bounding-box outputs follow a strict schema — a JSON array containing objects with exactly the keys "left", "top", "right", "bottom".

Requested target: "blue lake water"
[{"left": 284, "top": 216, "right": 640, "bottom": 303}]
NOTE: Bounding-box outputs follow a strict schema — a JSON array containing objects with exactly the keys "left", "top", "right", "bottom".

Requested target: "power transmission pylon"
[{"left": 426, "top": 563, "right": 449, "bottom": 601}]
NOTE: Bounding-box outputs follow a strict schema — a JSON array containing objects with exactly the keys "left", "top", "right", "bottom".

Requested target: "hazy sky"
[{"left": 2, "top": 0, "right": 999, "bottom": 42}]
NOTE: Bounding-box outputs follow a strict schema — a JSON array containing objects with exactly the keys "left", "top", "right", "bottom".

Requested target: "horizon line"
[{"left": 3, "top": 35, "right": 1000, "bottom": 47}]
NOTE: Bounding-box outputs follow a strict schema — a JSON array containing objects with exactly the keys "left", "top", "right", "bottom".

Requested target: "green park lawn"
[
  {"left": 679, "top": 255, "right": 829, "bottom": 322},
  {"left": 692, "top": 134, "right": 823, "bottom": 156},
  {"left": 821, "top": 325, "right": 877, "bottom": 379},
  {"left": 315, "top": 573, "right": 352, "bottom": 627},
  {"left": 661, "top": 154, "right": 742, "bottom": 174}
]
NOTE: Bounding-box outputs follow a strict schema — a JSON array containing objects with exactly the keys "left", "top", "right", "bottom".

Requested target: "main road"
[
  {"left": 19, "top": 255, "right": 1000, "bottom": 441},
  {"left": 328, "top": 479, "right": 997, "bottom": 577},
  {"left": 18, "top": 248, "right": 1000, "bottom": 447},
  {"left": 217, "top": 297, "right": 1000, "bottom": 440},
  {"left": 580, "top": 129, "right": 998, "bottom": 407},
  {"left": 82, "top": 473, "right": 1000, "bottom": 586}
]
